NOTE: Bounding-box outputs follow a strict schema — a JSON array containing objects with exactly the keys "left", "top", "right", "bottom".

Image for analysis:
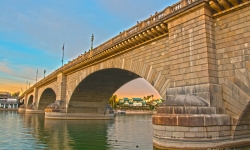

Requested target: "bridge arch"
[
  {"left": 68, "top": 68, "right": 152, "bottom": 113},
  {"left": 27, "top": 95, "right": 34, "bottom": 105},
  {"left": 38, "top": 88, "right": 56, "bottom": 110},
  {"left": 233, "top": 102, "right": 250, "bottom": 138}
]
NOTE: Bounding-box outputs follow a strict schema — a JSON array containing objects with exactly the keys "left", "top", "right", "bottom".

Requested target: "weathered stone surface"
[
  {"left": 164, "top": 94, "right": 209, "bottom": 106},
  {"left": 152, "top": 115, "right": 178, "bottom": 126}
]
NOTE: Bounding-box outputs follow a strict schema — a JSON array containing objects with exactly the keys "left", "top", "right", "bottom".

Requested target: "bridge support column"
[
  {"left": 153, "top": 3, "right": 234, "bottom": 149},
  {"left": 26, "top": 88, "right": 43, "bottom": 113},
  {"left": 44, "top": 73, "right": 67, "bottom": 114},
  {"left": 56, "top": 73, "right": 67, "bottom": 111},
  {"left": 18, "top": 94, "right": 27, "bottom": 112},
  {"left": 33, "top": 87, "right": 38, "bottom": 107}
]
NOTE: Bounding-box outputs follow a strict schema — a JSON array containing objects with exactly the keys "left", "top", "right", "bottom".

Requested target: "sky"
[{"left": 0, "top": 0, "right": 179, "bottom": 98}]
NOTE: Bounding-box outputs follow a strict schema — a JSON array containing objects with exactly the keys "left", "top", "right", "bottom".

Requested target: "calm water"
[
  {"left": 0, "top": 111, "right": 156, "bottom": 150},
  {"left": 0, "top": 111, "right": 249, "bottom": 150}
]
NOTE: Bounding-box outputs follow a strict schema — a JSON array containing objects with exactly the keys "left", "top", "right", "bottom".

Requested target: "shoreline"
[
  {"left": 115, "top": 110, "right": 156, "bottom": 115},
  {"left": 0, "top": 108, "right": 18, "bottom": 111}
]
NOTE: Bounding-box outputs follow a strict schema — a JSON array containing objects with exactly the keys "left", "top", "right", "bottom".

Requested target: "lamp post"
[
  {"left": 62, "top": 43, "right": 64, "bottom": 67},
  {"left": 44, "top": 70, "right": 46, "bottom": 78},
  {"left": 91, "top": 34, "right": 94, "bottom": 50},
  {"left": 36, "top": 69, "right": 38, "bottom": 83}
]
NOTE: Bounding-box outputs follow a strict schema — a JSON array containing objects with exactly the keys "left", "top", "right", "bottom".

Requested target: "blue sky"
[{"left": 0, "top": 0, "right": 179, "bottom": 96}]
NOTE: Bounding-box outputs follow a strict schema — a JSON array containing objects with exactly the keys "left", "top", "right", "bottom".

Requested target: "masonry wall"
[
  {"left": 215, "top": 5, "right": 250, "bottom": 122},
  {"left": 66, "top": 37, "right": 170, "bottom": 106},
  {"left": 214, "top": 4, "right": 250, "bottom": 137},
  {"left": 165, "top": 3, "right": 222, "bottom": 107}
]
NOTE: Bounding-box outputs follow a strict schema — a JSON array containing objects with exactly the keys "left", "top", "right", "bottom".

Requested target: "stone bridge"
[{"left": 19, "top": 0, "right": 250, "bottom": 149}]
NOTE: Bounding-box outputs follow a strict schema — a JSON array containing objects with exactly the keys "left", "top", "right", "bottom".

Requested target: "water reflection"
[
  {"left": 107, "top": 115, "right": 154, "bottom": 150},
  {"left": 19, "top": 112, "right": 155, "bottom": 150},
  {"left": 44, "top": 119, "right": 113, "bottom": 150},
  {"left": 1, "top": 111, "right": 248, "bottom": 150}
]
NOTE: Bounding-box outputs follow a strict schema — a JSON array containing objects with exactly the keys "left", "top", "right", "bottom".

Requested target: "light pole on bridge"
[
  {"left": 44, "top": 70, "right": 46, "bottom": 78},
  {"left": 62, "top": 43, "right": 64, "bottom": 67},
  {"left": 91, "top": 34, "right": 94, "bottom": 50},
  {"left": 36, "top": 69, "right": 38, "bottom": 83}
]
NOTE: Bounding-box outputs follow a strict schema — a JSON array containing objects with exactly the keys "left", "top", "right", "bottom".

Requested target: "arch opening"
[
  {"left": 27, "top": 95, "right": 33, "bottom": 105},
  {"left": 68, "top": 68, "right": 140, "bottom": 113},
  {"left": 38, "top": 88, "right": 56, "bottom": 110},
  {"left": 234, "top": 102, "right": 250, "bottom": 138}
]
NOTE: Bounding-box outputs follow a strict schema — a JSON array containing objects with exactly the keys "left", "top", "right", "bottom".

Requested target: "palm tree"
[{"left": 113, "top": 94, "right": 117, "bottom": 109}]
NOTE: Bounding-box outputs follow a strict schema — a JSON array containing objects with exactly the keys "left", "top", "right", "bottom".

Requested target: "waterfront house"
[
  {"left": 123, "top": 98, "right": 129, "bottom": 106},
  {"left": 118, "top": 99, "right": 124, "bottom": 105},
  {"left": 132, "top": 98, "right": 143, "bottom": 106},
  {"left": 0, "top": 92, "right": 11, "bottom": 99},
  {"left": 129, "top": 99, "right": 133, "bottom": 106},
  {"left": 0, "top": 98, "right": 19, "bottom": 109},
  {"left": 118, "top": 97, "right": 149, "bottom": 107}
]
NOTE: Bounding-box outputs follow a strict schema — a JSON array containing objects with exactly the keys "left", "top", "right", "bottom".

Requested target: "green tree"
[
  {"left": 12, "top": 91, "right": 20, "bottom": 98},
  {"left": 108, "top": 94, "right": 117, "bottom": 109}
]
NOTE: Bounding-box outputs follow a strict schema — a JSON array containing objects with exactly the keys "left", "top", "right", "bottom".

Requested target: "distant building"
[
  {"left": 0, "top": 98, "right": 19, "bottom": 109},
  {"left": 0, "top": 91, "right": 19, "bottom": 109},
  {"left": 118, "top": 97, "right": 147, "bottom": 106},
  {"left": 132, "top": 98, "right": 143, "bottom": 106},
  {"left": 0, "top": 92, "right": 11, "bottom": 99},
  {"left": 118, "top": 98, "right": 125, "bottom": 105},
  {"left": 124, "top": 98, "right": 129, "bottom": 106}
]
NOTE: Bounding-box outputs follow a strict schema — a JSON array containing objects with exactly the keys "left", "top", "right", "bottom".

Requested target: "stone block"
[
  {"left": 219, "top": 130, "right": 231, "bottom": 137},
  {"left": 156, "top": 130, "right": 167, "bottom": 137},
  {"left": 153, "top": 125, "right": 166, "bottom": 131},
  {"left": 177, "top": 126, "right": 190, "bottom": 132},
  {"left": 195, "top": 132, "right": 205, "bottom": 138},
  {"left": 165, "top": 126, "right": 176, "bottom": 132},
  {"left": 189, "top": 127, "right": 199, "bottom": 132},
  {"left": 172, "top": 132, "right": 184, "bottom": 138},
  {"left": 165, "top": 131, "right": 173, "bottom": 137},
  {"left": 184, "top": 132, "right": 196, "bottom": 138},
  {"left": 178, "top": 115, "right": 205, "bottom": 126},
  {"left": 152, "top": 115, "right": 178, "bottom": 126},
  {"left": 211, "top": 131, "right": 219, "bottom": 138}
]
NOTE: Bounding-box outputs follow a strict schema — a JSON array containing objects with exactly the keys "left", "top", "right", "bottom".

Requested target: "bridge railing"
[
  {"left": 60, "top": 0, "right": 199, "bottom": 70},
  {"left": 20, "top": 0, "right": 201, "bottom": 98}
]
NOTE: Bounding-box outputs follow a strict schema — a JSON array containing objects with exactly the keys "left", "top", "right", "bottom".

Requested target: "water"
[
  {"left": 0, "top": 111, "right": 249, "bottom": 150},
  {"left": 0, "top": 111, "right": 156, "bottom": 150}
]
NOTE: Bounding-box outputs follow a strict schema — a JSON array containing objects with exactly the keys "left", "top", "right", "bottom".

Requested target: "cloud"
[
  {"left": 0, "top": 61, "right": 12, "bottom": 74},
  {"left": 0, "top": 60, "right": 36, "bottom": 81},
  {"left": 0, "top": 78, "right": 25, "bottom": 93},
  {"left": 97, "top": 0, "right": 179, "bottom": 23}
]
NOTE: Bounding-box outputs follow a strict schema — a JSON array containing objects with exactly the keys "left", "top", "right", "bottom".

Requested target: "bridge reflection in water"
[
  {"left": 0, "top": 111, "right": 250, "bottom": 150},
  {"left": 20, "top": 112, "right": 156, "bottom": 150}
]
